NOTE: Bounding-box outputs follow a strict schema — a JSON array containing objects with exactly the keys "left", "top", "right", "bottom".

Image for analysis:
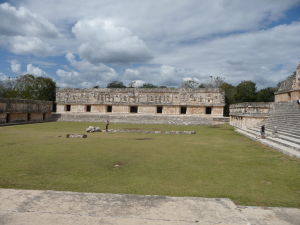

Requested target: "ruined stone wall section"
[
  {"left": 229, "top": 102, "right": 273, "bottom": 129},
  {"left": 0, "top": 98, "right": 52, "bottom": 113},
  {"left": 56, "top": 88, "right": 225, "bottom": 106},
  {"left": 0, "top": 98, "right": 53, "bottom": 125}
]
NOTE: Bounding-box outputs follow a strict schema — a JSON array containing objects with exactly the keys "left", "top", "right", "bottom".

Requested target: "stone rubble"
[
  {"left": 86, "top": 126, "right": 101, "bottom": 132},
  {"left": 66, "top": 134, "right": 87, "bottom": 138}
]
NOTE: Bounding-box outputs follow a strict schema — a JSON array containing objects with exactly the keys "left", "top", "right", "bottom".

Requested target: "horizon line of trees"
[{"left": 1, "top": 73, "right": 291, "bottom": 116}]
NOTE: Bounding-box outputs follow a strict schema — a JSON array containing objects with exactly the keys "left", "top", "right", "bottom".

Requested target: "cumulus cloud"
[
  {"left": 0, "top": 72, "right": 9, "bottom": 81},
  {"left": 0, "top": 3, "right": 59, "bottom": 37},
  {"left": 0, "top": 3, "right": 59, "bottom": 56},
  {"left": 154, "top": 21, "right": 300, "bottom": 87},
  {"left": 21, "top": 0, "right": 300, "bottom": 42},
  {"left": 72, "top": 18, "right": 152, "bottom": 64},
  {"left": 56, "top": 53, "right": 118, "bottom": 88},
  {"left": 129, "top": 80, "right": 145, "bottom": 87},
  {"left": 8, "top": 36, "right": 54, "bottom": 56},
  {"left": 1, "top": 0, "right": 300, "bottom": 87},
  {"left": 10, "top": 60, "right": 21, "bottom": 74},
  {"left": 26, "top": 64, "right": 47, "bottom": 76},
  {"left": 121, "top": 64, "right": 204, "bottom": 87}
]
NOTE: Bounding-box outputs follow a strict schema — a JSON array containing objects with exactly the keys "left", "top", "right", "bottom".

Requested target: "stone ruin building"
[
  {"left": 0, "top": 98, "right": 52, "bottom": 125},
  {"left": 55, "top": 88, "right": 227, "bottom": 125},
  {"left": 229, "top": 62, "right": 300, "bottom": 158},
  {"left": 275, "top": 62, "right": 300, "bottom": 102}
]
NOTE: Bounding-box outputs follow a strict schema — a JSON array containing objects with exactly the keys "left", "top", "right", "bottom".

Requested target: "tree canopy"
[
  {"left": 0, "top": 74, "right": 56, "bottom": 101},
  {"left": 256, "top": 87, "right": 277, "bottom": 102},
  {"left": 106, "top": 81, "right": 126, "bottom": 88},
  {"left": 234, "top": 80, "right": 257, "bottom": 102}
]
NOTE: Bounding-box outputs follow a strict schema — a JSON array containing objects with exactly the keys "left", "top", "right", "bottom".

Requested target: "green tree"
[
  {"left": 181, "top": 79, "right": 199, "bottom": 88},
  {"left": 256, "top": 87, "right": 277, "bottom": 102},
  {"left": 0, "top": 74, "right": 56, "bottom": 101},
  {"left": 14, "top": 74, "right": 56, "bottom": 101},
  {"left": 107, "top": 81, "right": 126, "bottom": 88},
  {"left": 219, "top": 82, "right": 237, "bottom": 116},
  {"left": 235, "top": 80, "right": 257, "bottom": 103},
  {"left": 141, "top": 83, "right": 157, "bottom": 88}
]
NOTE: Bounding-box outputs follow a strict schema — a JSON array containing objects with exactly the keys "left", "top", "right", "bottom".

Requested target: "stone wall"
[
  {"left": 0, "top": 98, "right": 53, "bottom": 125},
  {"left": 275, "top": 90, "right": 300, "bottom": 102},
  {"left": 56, "top": 88, "right": 225, "bottom": 116},
  {"left": 275, "top": 62, "right": 300, "bottom": 102},
  {"left": 53, "top": 113, "right": 229, "bottom": 125},
  {"left": 229, "top": 102, "right": 273, "bottom": 129}
]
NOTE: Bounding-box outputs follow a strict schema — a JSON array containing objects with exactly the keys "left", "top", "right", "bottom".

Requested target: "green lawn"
[{"left": 0, "top": 122, "right": 299, "bottom": 207}]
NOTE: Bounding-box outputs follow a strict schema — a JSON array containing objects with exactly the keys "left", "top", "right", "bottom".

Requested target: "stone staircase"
[{"left": 236, "top": 101, "right": 300, "bottom": 158}]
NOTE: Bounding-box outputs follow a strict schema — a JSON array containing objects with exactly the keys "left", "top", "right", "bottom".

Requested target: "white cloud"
[
  {"left": 0, "top": 72, "right": 9, "bottom": 81},
  {"left": 72, "top": 18, "right": 152, "bottom": 64},
  {"left": 0, "top": 3, "right": 59, "bottom": 56},
  {"left": 154, "top": 21, "right": 300, "bottom": 87},
  {"left": 1, "top": 0, "right": 300, "bottom": 87},
  {"left": 56, "top": 53, "right": 119, "bottom": 88},
  {"left": 22, "top": 0, "right": 300, "bottom": 42},
  {"left": 129, "top": 80, "right": 145, "bottom": 87},
  {"left": 26, "top": 64, "right": 47, "bottom": 76},
  {"left": 10, "top": 60, "right": 21, "bottom": 74},
  {"left": 0, "top": 3, "right": 59, "bottom": 37},
  {"left": 8, "top": 36, "right": 54, "bottom": 56}
]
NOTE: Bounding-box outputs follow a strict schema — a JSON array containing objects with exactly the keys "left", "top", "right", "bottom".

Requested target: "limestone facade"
[
  {"left": 56, "top": 88, "right": 225, "bottom": 116},
  {"left": 275, "top": 62, "right": 300, "bottom": 102},
  {"left": 229, "top": 102, "right": 273, "bottom": 129},
  {"left": 0, "top": 98, "right": 53, "bottom": 124}
]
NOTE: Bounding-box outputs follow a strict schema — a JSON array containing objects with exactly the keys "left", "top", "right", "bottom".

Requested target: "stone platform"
[
  {"left": 52, "top": 113, "right": 229, "bottom": 125},
  {"left": 0, "top": 189, "right": 299, "bottom": 225}
]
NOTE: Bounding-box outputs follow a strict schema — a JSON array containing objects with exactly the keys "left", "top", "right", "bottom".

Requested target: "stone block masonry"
[
  {"left": 0, "top": 98, "right": 53, "bottom": 125},
  {"left": 56, "top": 88, "right": 225, "bottom": 117},
  {"left": 229, "top": 102, "right": 273, "bottom": 129}
]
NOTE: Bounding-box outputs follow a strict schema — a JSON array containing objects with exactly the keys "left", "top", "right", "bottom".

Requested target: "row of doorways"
[{"left": 5, "top": 113, "right": 47, "bottom": 123}]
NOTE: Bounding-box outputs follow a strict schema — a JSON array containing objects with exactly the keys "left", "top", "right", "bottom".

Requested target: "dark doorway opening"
[
  {"left": 27, "top": 113, "right": 31, "bottom": 121},
  {"left": 180, "top": 106, "right": 187, "bottom": 114},
  {"left": 130, "top": 106, "right": 138, "bottom": 113},
  {"left": 66, "top": 105, "right": 71, "bottom": 112},
  {"left": 206, "top": 107, "right": 212, "bottom": 114},
  {"left": 43, "top": 113, "right": 46, "bottom": 121},
  {"left": 107, "top": 105, "right": 112, "bottom": 113},
  {"left": 52, "top": 103, "right": 57, "bottom": 112},
  {"left": 6, "top": 113, "right": 10, "bottom": 123},
  {"left": 86, "top": 105, "right": 91, "bottom": 112},
  {"left": 157, "top": 106, "right": 163, "bottom": 113}
]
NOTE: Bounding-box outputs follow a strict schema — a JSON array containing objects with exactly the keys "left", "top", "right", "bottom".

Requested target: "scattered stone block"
[
  {"left": 86, "top": 126, "right": 101, "bottom": 133},
  {"left": 66, "top": 134, "right": 87, "bottom": 138}
]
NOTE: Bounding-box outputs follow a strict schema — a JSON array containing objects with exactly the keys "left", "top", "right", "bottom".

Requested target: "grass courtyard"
[{"left": 0, "top": 122, "right": 299, "bottom": 208}]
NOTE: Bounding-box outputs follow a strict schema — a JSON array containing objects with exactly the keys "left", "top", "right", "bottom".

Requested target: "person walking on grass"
[
  {"left": 261, "top": 125, "right": 265, "bottom": 139},
  {"left": 105, "top": 120, "right": 109, "bottom": 132}
]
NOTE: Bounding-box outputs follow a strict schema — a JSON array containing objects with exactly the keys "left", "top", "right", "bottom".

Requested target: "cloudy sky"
[{"left": 0, "top": 0, "right": 300, "bottom": 88}]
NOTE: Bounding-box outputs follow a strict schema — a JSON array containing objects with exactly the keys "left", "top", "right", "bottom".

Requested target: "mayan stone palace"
[
  {"left": 53, "top": 87, "right": 227, "bottom": 125},
  {"left": 56, "top": 88, "right": 225, "bottom": 115}
]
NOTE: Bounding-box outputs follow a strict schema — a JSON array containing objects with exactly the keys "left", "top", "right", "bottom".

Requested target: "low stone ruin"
[
  {"left": 107, "top": 129, "right": 196, "bottom": 135},
  {"left": 86, "top": 126, "right": 101, "bottom": 133},
  {"left": 66, "top": 134, "right": 87, "bottom": 138}
]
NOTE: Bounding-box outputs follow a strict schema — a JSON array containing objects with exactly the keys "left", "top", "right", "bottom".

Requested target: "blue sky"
[{"left": 0, "top": 0, "right": 300, "bottom": 88}]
